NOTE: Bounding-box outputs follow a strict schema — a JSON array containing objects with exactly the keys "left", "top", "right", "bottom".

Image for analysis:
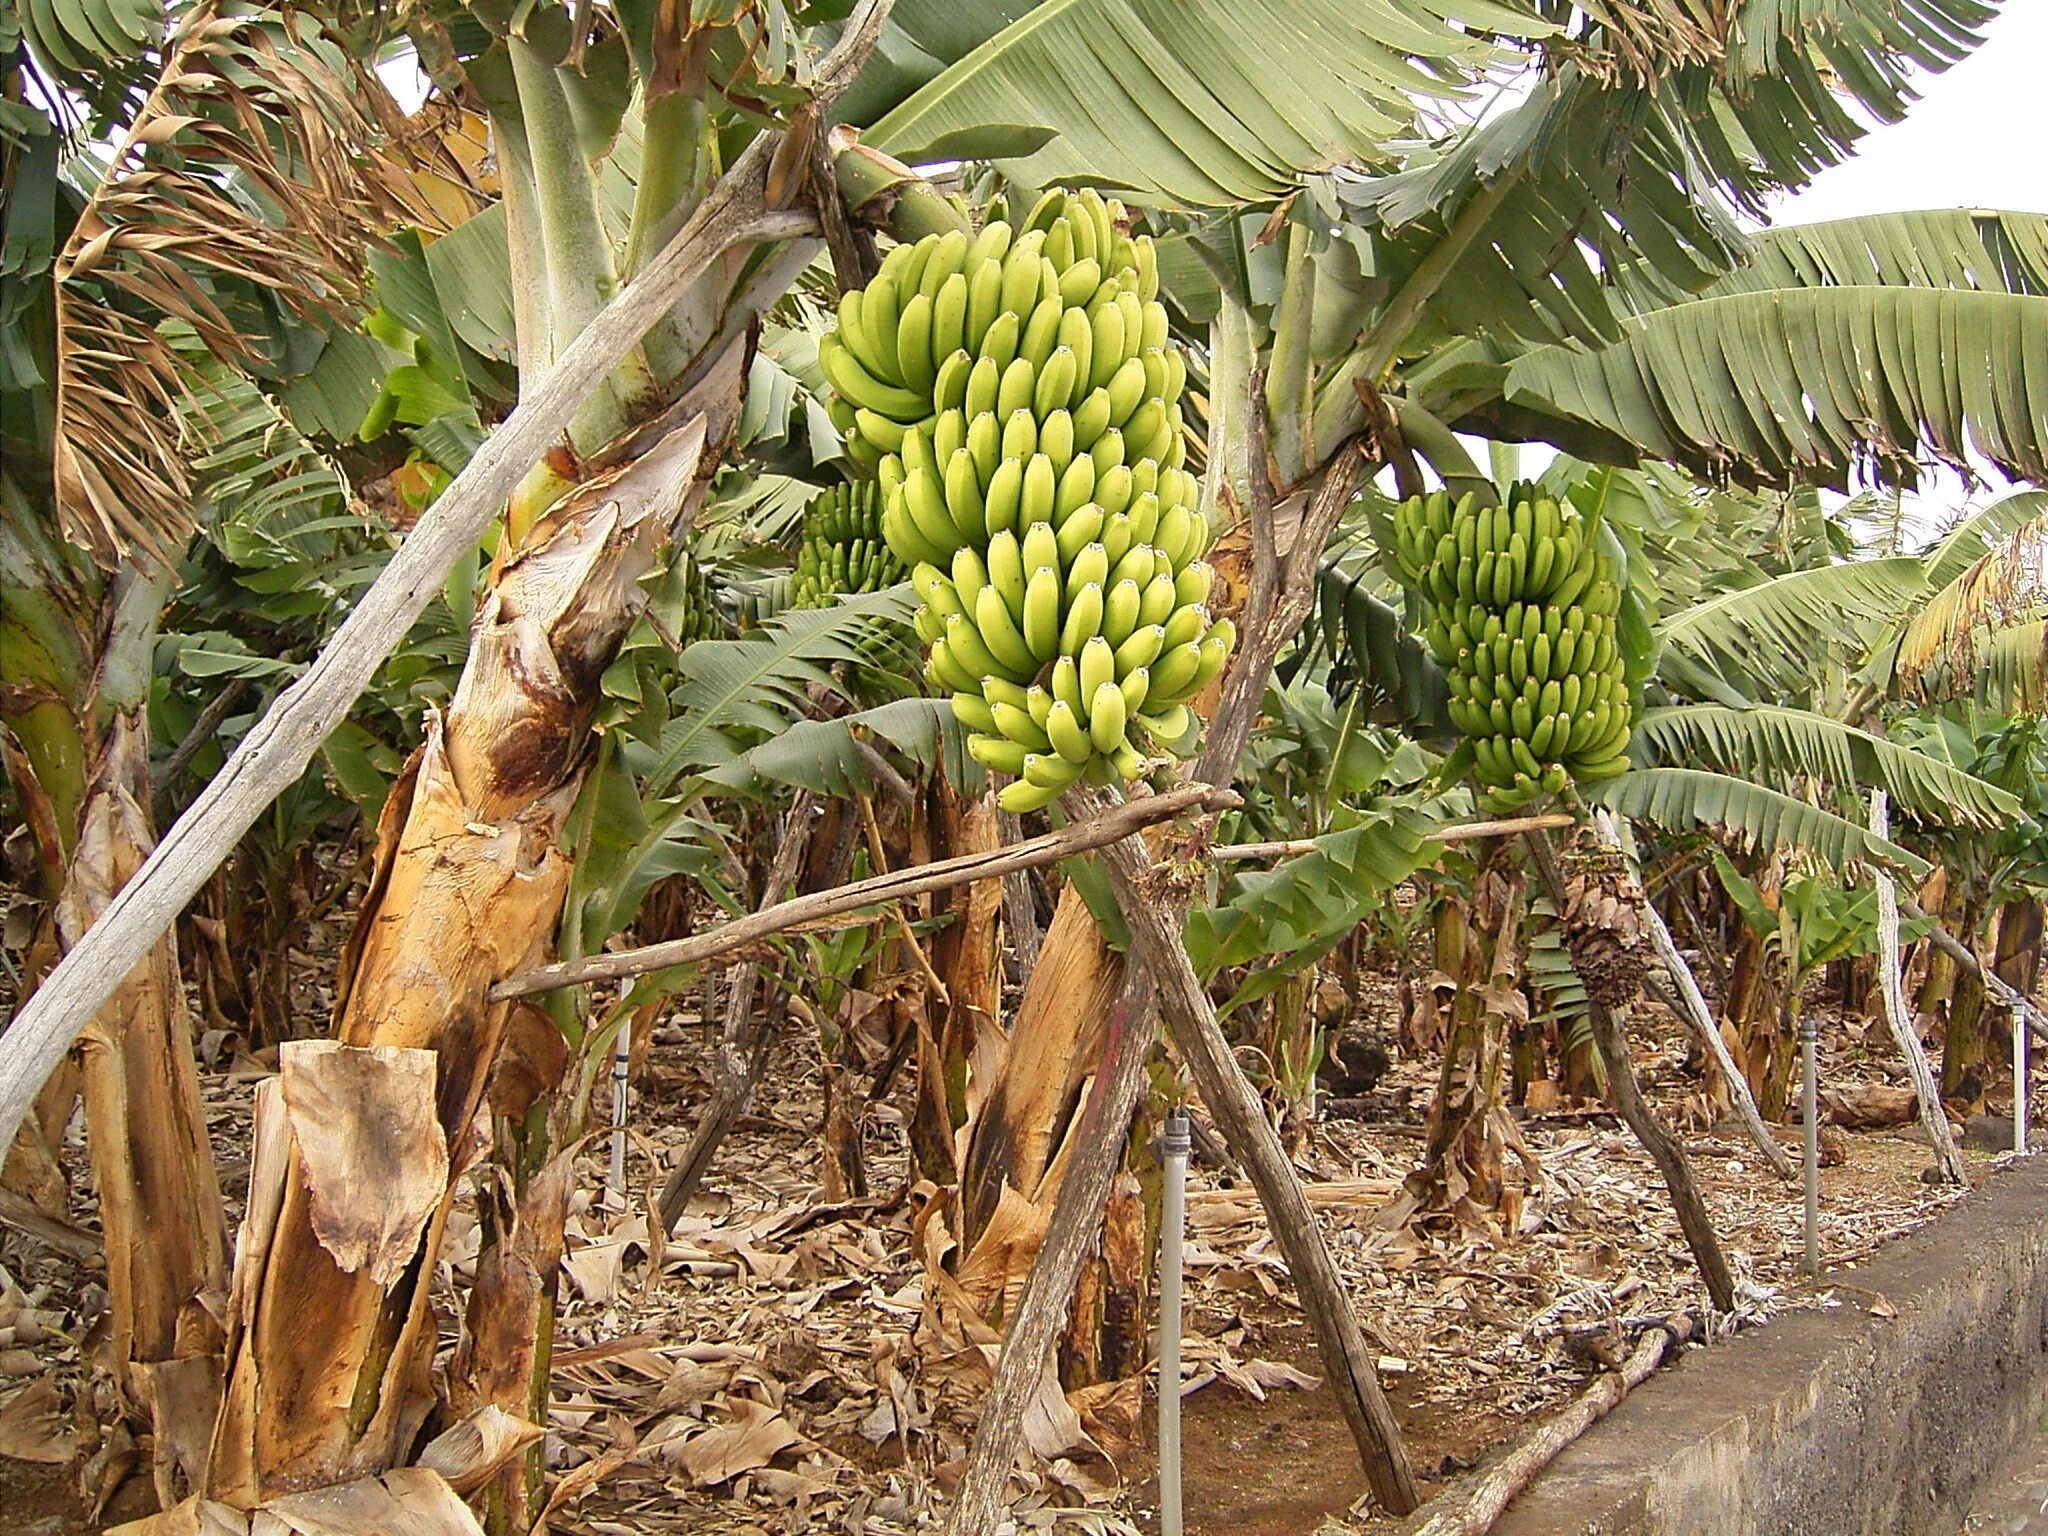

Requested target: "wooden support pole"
[
  {"left": 1210, "top": 812, "right": 1575, "bottom": 863},
  {"left": 1392, "top": 1321, "right": 1686, "bottom": 1536},
  {"left": 1869, "top": 792, "right": 1968, "bottom": 1184},
  {"left": 0, "top": 1, "right": 907, "bottom": 1153},
  {"left": 948, "top": 435, "right": 1421, "bottom": 1526},
  {"left": 491, "top": 783, "right": 1233, "bottom": 999},
  {"left": 1591, "top": 811, "right": 1797, "bottom": 1184},
  {"left": 1523, "top": 830, "right": 1739, "bottom": 1312},
  {"left": 1089, "top": 794, "right": 1422, "bottom": 1513},
  {"left": 1896, "top": 894, "right": 2048, "bottom": 1045}
]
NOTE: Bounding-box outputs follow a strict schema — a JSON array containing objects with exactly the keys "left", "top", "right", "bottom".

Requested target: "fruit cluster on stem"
[
  {"left": 1390, "top": 483, "right": 1633, "bottom": 812},
  {"left": 819, "top": 188, "right": 1234, "bottom": 810}
]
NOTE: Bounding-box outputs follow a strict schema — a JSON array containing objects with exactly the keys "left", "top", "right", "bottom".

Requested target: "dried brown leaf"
[{"left": 278, "top": 1041, "right": 448, "bottom": 1288}]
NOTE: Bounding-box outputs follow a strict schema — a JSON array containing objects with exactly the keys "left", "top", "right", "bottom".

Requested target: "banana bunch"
[
  {"left": 1389, "top": 483, "right": 1633, "bottom": 813},
  {"left": 670, "top": 548, "right": 725, "bottom": 646},
  {"left": 822, "top": 188, "right": 1232, "bottom": 812},
  {"left": 793, "top": 481, "right": 904, "bottom": 608}
]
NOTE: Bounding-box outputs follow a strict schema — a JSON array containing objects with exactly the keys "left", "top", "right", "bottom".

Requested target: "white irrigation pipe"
[
  {"left": 2016, "top": 998, "right": 2030, "bottom": 1158},
  {"left": 1801, "top": 1015, "right": 1821, "bottom": 1276},
  {"left": 608, "top": 1016, "right": 632, "bottom": 1201},
  {"left": 1159, "top": 1111, "right": 1190, "bottom": 1536}
]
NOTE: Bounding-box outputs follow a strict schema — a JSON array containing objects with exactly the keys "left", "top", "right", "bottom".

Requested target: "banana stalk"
[
  {"left": 208, "top": 427, "right": 711, "bottom": 1507},
  {"left": 0, "top": 531, "right": 226, "bottom": 1503}
]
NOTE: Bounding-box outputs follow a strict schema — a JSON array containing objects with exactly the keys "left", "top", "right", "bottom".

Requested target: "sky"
[
  {"left": 1766, "top": 3, "right": 2048, "bottom": 228},
  {"left": 1490, "top": 3, "right": 2048, "bottom": 542}
]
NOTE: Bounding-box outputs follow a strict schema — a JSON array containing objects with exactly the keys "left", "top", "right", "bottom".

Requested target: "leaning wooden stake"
[
  {"left": 1524, "top": 830, "right": 1739, "bottom": 1312},
  {"left": 0, "top": 0, "right": 921, "bottom": 1152},
  {"left": 493, "top": 782, "right": 1228, "bottom": 999},
  {"left": 655, "top": 797, "right": 819, "bottom": 1228},
  {"left": 1591, "top": 810, "right": 1796, "bottom": 1184},
  {"left": 1869, "top": 792, "right": 1968, "bottom": 1184},
  {"left": 949, "top": 436, "right": 1421, "bottom": 1527},
  {"left": 1090, "top": 796, "right": 1421, "bottom": 1512},
  {"left": 1393, "top": 1320, "right": 1687, "bottom": 1536}
]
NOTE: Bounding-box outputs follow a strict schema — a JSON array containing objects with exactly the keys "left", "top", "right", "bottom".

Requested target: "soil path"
[{"left": 1962, "top": 1419, "right": 2048, "bottom": 1534}]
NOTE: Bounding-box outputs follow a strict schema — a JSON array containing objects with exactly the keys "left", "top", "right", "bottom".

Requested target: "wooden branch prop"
[
  {"left": 1212, "top": 812, "right": 1575, "bottom": 863},
  {"left": 151, "top": 676, "right": 250, "bottom": 805},
  {"left": 1092, "top": 796, "right": 1422, "bottom": 1512},
  {"left": 1523, "top": 830, "right": 1739, "bottom": 1312},
  {"left": 1590, "top": 810, "right": 1796, "bottom": 1185},
  {"left": 948, "top": 443, "right": 1423, "bottom": 1530},
  {"left": 491, "top": 783, "right": 1234, "bottom": 999},
  {"left": 1397, "top": 1320, "right": 1685, "bottom": 1536},
  {"left": 0, "top": 0, "right": 901, "bottom": 1155},
  {"left": 1896, "top": 894, "right": 2048, "bottom": 1044},
  {"left": 657, "top": 797, "right": 819, "bottom": 1228},
  {"left": 1870, "top": 793, "right": 1968, "bottom": 1184},
  {"left": 0, "top": 193, "right": 808, "bottom": 1153},
  {"left": 943, "top": 977, "right": 1164, "bottom": 1529}
]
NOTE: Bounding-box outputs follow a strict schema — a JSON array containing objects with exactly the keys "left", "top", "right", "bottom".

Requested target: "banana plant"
[{"left": 0, "top": 5, "right": 432, "bottom": 1497}]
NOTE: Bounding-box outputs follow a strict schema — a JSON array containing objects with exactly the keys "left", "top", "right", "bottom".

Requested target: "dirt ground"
[{"left": 0, "top": 948, "right": 2026, "bottom": 1536}]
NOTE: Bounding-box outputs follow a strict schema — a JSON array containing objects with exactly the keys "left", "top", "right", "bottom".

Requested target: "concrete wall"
[{"left": 1487, "top": 1157, "right": 2048, "bottom": 1536}]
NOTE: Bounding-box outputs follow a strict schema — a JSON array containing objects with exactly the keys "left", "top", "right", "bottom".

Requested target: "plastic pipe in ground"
[
  {"left": 1159, "top": 1112, "right": 1190, "bottom": 1536},
  {"left": 1802, "top": 1016, "right": 1820, "bottom": 1276},
  {"left": 2017, "top": 1000, "right": 2030, "bottom": 1158},
  {"left": 609, "top": 1016, "right": 632, "bottom": 1200}
]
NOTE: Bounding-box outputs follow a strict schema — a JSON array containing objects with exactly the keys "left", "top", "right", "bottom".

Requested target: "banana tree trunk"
[
  {"left": 1404, "top": 866, "right": 1532, "bottom": 1229},
  {"left": 207, "top": 420, "right": 716, "bottom": 1504},
  {"left": 0, "top": 520, "right": 227, "bottom": 1500},
  {"left": 1942, "top": 896, "right": 1991, "bottom": 1110}
]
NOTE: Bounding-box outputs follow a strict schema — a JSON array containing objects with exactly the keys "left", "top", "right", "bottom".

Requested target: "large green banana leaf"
[
  {"left": 1655, "top": 557, "right": 1927, "bottom": 695},
  {"left": 1587, "top": 768, "right": 1930, "bottom": 878},
  {"left": 1632, "top": 703, "right": 2021, "bottom": 829},
  {"left": 863, "top": 0, "right": 1547, "bottom": 205},
  {"left": 1670, "top": 210, "right": 2048, "bottom": 308},
  {"left": 1503, "top": 288, "right": 2048, "bottom": 488},
  {"left": 1329, "top": 0, "right": 1999, "bottom": 357}
]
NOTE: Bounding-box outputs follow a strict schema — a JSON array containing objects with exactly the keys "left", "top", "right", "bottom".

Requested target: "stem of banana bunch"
[{"left": 1308, "top": 169, "right": 1521, "bottom": 465}]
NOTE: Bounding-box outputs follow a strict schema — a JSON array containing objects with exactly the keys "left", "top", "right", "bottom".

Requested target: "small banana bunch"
[
  {"left": 671, "top": 548, "right": 725, "bottom": 645},
  {"left": 1389, "top": 484, "right": 1633, "bottom": 812},
  {"left": 822, "top": 189, "right": 1233, "bottom": 812},
  {"left": 793, "top": 481, "right": 904, "bottom": 609}
]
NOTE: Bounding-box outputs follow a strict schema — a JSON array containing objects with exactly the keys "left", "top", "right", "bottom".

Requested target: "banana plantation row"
[{"left": 0, "top": 1, "right": 2042, "bottom": 1533}]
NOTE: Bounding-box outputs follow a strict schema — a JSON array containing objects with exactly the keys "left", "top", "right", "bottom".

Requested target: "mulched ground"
[{"left": 0, "top": 920, "right": 2030, "bottom": 1536}]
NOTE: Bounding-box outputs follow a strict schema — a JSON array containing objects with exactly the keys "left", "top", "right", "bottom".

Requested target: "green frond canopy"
[
  {"left": 864, "top": 0, "right": 1547, "bottom": 205},
  {"left": 638, "top": 584, "right": 918, "bottom": 790},
  {"left": 1656, "top": 558, "right": 1926, "bottom": 694},
  {"left": 1633, "top": 704, "right": 2021, "bottom": 829},
  {"left": 1672, "top": 210, "right": 2048, "bottom": 307},
  {"left": 1503, "top": 288, "right": 2048, "bottom": 489},
  {"left": 1588, "top": 767, "right": 1930, "bottom": 877},
  {"left": 1183, "top": 810, "right": 1437, "bottom": 977},
  {"left": 707, "top": 696, "right": 952, "bottom": 797}
]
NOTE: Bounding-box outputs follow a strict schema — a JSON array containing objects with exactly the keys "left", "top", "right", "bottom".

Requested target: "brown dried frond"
[
  {"left": 1550, "top": 0, "right": 1730, "bottom": 85},
  {"left": 52, "top": 3, "right": 453, "bottom": 568},
  {"left": 1895, "top": 525, "right": 2048, "bottom": 699}
]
